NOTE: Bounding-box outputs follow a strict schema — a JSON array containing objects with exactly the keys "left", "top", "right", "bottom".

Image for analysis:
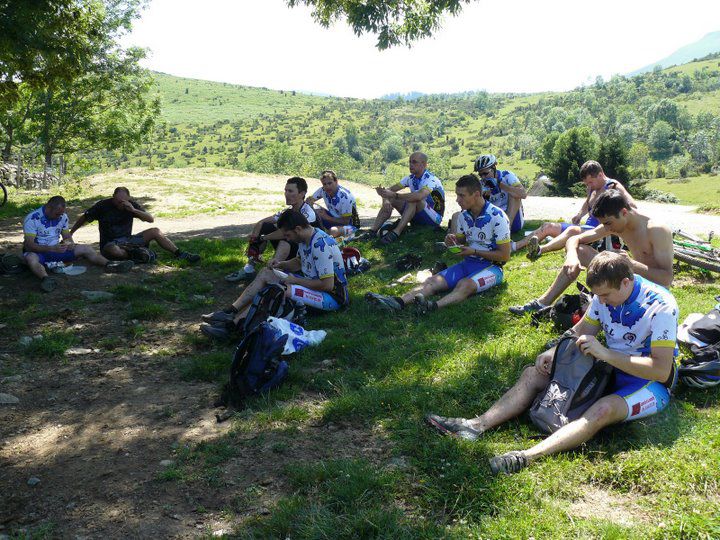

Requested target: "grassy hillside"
[{"left": 84, "top": 55, "right": 720, "bottom": 206}]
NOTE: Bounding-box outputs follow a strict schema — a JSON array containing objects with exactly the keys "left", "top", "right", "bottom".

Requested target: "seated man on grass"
[
  {"left": 509, "top": 189, "right": 672, "bottom": 315},
  {"left": 226, "top": 176, "right": 317, "bottom": 282},
  {"left": 200, "top": 209, "right": 349, "bottom": 339},
  {"left": 356, "top": 152, "right": 445, "bottom": 244},
  {"left": 365, "top": 174, "right": 510, "bottom": 313},
  {"left": 70, "top": 186, "right": 200, "bottom": 264},
  {"left": 427, "top": 251, "right": 678, "bottom": 475},
  {"left": 512, "top": 161, "right": 636, "bottom": 260},
  {"left": 305, "top": 169, "right": 360, "bottom": 238},
  {"left": 23, "top": 196, "right": 133, "bottom": 292},
  {"left": 474, "top": 154, "right": 526, "bottom": 234}
]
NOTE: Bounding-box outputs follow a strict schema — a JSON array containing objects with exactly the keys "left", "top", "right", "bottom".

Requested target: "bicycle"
[
  {"left": 0, "top": 180, "right": 6, "bottom": 207},
  {"left": 673, "top": 229, "right": 720, "bottom": 273}
]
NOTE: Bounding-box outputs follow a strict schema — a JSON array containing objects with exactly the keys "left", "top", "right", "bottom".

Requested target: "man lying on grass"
[
  {"left": 427, "top": 251, "right": 678, "bottom": 475},
  {"left": 365, "top": 174, "right": 510, "bottom": 314},
  {"left": 226, "top": 176, "right": 319, "bottom": 283},
  {"left": 509, "top": 189, "right": 673, "bottom": 315},
  {"left": 70, "top": 186, "right": 200, "bottom": 264},
  {"left": 23, "top": 196, "right": 133, "bottom": 292},
  {"left": 200, "top": 209, "right": 349, "bottom": 339}
]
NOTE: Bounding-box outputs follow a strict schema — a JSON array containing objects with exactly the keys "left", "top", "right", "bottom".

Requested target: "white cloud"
[{"left": 123, "top": 0, "right": 720, "bottom": 98}]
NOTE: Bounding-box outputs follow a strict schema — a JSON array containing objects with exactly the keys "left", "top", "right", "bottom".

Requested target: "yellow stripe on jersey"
[{"left": 583, "top": 314, "right": 601, "bottom": 326}]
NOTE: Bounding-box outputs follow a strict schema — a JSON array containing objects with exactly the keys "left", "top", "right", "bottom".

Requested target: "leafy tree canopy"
[{"left": 286, "top": 0, "right": 472, "bottom": 49}]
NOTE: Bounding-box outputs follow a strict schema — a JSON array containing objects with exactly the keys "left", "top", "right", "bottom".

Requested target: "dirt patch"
[{"left": 566, "top": 485, "right": 650, "bottom": 527}]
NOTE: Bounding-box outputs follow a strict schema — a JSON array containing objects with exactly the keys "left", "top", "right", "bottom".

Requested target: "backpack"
[
  {"left": 341, "top": 246, "right": 371, "bottom": 276},
  {"left": 216, "top": 322, "right": 289, "bottom": 410},
  {"left": 0, "top": 253, "right": 24, "bottom": 275},
  {"left": 531, "top": 283, "right": 592, "bottom": 332},
  {"left": 677, "top": 301, "right": 720, "bottom": 388},
  {"left": 529, "top": 336, "right": 614, "bottom": 434},
  {"left": 243, "top": 284, "right": 297, "bottom": 336}
]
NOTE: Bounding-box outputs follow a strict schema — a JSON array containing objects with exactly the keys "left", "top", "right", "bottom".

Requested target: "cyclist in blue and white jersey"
[
  {"left": 427, "top": 251, "right": 678, "bottom": 475},
  {"left": 358, "top": 152, "right": 445, "bottom": 244},
  {"left": 365, "top": 174, "right": 510, "bottom": 313},
  {"left": 226, "top": 176, "right": 318, "bottom": 283},
  {"left": 200, "top": 209, "right": 349, "bottom": 339},
  {"left": 22, "top": 196, "right": 133, "bottom": 292},
  {"left": 474, "top": 154, "right": 526, "bottom": 234},
  {"left": 513, "top": 161, "right": 636, "bottom": 260},
  {"left": 305, "top": 170, "right": 360, "bottom": 238}
]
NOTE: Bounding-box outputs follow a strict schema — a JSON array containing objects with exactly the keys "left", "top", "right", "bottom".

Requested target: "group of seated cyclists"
[{"left": 18, "top": 152, "right": 680, "bottom": 476}]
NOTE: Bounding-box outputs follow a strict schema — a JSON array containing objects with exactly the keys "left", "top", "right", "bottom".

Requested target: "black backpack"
[
  {"left": 531, "top": 283, "right": 592, "bottom": 332},
  {"left": 216, "top": 322, "right": 289, "bottom": 411},
  {"left": 0, "top": 253, "right": 24, "bottom": 275},
  {"left": 243, "top": 284, "right": 297, "bottom": 336},
  {"left": 529, "top": 336, "right": 614, "bottom": 434}
]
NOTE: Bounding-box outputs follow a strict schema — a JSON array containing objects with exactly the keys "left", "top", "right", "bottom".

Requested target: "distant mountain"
[
  {"left": 380, "top": 91, "right": 426, "bottom": 101},
  {"left": 629, "top": 31, "right": 720, "bottom": 76}
]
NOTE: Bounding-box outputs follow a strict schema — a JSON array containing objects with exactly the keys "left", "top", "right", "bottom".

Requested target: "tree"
[
  {"left": 286, "top": 0, "right": 473, "bottom": 49},
  {"left": 380, "top": 134, "right": 404, "bottom": 163},
  {"left": 0, "top": 1, "right": 158, "bottom": 166},
  {"left": 598, "top": 136, "right": 630, "bottom": 183},
  {"left": 542, "top": 127, "right": 599, "bottom": 195},
  {"left": 648, "top": 120, "right": 675, "bottom": 159},
  {"left": 628, "top": 142, "right": 650, "bottom": 169}
]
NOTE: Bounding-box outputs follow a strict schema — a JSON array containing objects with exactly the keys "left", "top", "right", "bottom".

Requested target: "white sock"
[
  {"left": 511, "top": 241, "right": 517, "bottom": 252},
  {"left": 243, "top": 263, "right": 255, "bottom": 273}
]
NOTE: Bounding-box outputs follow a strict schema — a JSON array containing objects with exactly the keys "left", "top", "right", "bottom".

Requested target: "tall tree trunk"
[
  {"left": 2, "top": 126, "right": 11, "bottom": 162},
  {"left": 42, "top": 89, "right": 53, "bottom": 167}
]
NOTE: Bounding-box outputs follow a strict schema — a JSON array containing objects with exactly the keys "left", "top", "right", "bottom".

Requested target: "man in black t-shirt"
[{"left": 70, "top": 186, "right": 200, "bottom": 263}]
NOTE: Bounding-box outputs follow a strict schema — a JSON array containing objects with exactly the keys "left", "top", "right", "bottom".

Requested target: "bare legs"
[{"left": 536, "top": 245, "right": 597, "bottom": 306}]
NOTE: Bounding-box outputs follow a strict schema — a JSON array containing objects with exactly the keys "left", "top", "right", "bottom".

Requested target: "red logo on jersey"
[{"left": 631, "top": 403, "right": 641, "bottom": 416}]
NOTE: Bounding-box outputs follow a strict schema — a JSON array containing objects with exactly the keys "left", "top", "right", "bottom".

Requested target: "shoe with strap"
[
  {"left": 489, "top": 451, "right": 529, "bottom": 475},
  {"left": 508, "top": 299, "right": 546, "bottom": 316},
  {"left": 177, "top": 250, "right": 201, "bottom": 263},
  {"left": 355, "top": 229, "right": 377, "bottom": 242},
  {"left": 526, "top": 236, "right": 541, "bottom": 261},
  {"left": 225, "top": 268, "right": 257, "bottom": 282},
  {"left": 380, "top": 230, "right": 399, "bottom": 245},
  {"left": 105, "top": 260, "right": 134, "bottom": 273},
  {"left": 414, "top": 294, "right": 437, "bottom": 315},
  {"left": 364, "top": 292, "right": 404, "bottom": 312},
  {"left": 425, "top": 414, "right": 482, "bottom": 441}
]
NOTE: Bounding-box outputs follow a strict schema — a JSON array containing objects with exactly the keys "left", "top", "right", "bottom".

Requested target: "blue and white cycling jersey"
[
  {"left": 584, "top": 275, "right": 678, "bottom": 376},
  {"left": 485, "top": 170, "right": 522, "bottom": 215},
  {"left": 399, "top": 170, "right": 445, "bottom": 215},
  {"left": 273, "top": 202, "right": 317, "bottom": 225},
  {"left": 311, "top": 185, "right": 356, "bottom": 219},
  {"left": 299, "top": 228, "right": 348, "bottom": 287},
  {"left": 456, "top": 201, "right": 511, "bottom": 256},
  {"left": 23, "top": 206, "right": 69, "bottom": 247}
]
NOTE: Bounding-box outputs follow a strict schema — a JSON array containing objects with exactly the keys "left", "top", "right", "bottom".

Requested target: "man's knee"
[
  {"left": 25, "top": 253, "right": 40, "bottom": 265},
  {"left": 102, "top": 244, "right": 124, "bottom": 259},
  {"left": 424, "top": 274, "right": 448, "bottom": 292},
  {"left": 455, "top": 278, "right": 478, "bottom": 297},
  {"left": 582, "top": 395, "right": 626, "bottom": 427},
  {"left": 144, "top": 227, "right": 162, "bottom": 239}
]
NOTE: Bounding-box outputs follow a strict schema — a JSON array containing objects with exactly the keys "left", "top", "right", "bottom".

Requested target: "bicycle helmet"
[
  {"left": 474, "top": 154, "right": 497, "bottom": 172},
  {"left": 679, "top": 360, "right": 720, "bottom": 389}
]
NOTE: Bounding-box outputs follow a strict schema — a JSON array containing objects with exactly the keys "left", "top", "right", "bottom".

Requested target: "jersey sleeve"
[
  {"left": 60, "top": 214, "right": 70, "bottom": 233},
  {"left": 312, "top": 238, "right": 336, "bottom": 279},
  {"left": 493, "top": 211, "right": 511, "bottom": 244},
  {"left": 584, "top": 296, "right": 602, "bottom": 327},
  {"left": 338, "top": 191, "right": 356, "bottom": 216},
  {"left": 302, "top": 204, "right": 317, "bottom": 224},
  {"left": 22, "top": 212, "right": 40, "bottom": 237},
  {"left": 650, "top": 306, "right": 678, "bottom": 349},
  {"left": 311, "top": 187, "right": 323, "bottom": 200},
  {"left": 399, "top": 175, "right": 411, "bottom": 188},
  {"left": 501, "top": 171, "right": 521, "bottom": 186}
]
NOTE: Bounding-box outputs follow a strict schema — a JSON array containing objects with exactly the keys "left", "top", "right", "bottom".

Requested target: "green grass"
[
  {"left": 646, "top": 174, "right": 720, "bottom": 206},
  {"left": 21, "top": 329, "right": 78, "bottom": 360},
  {"left": 152, "top": 226, "right": 720, "bottom": 538}
]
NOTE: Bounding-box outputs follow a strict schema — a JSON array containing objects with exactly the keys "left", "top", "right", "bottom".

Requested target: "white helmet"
[{"left": 474, "top": 154, "right": 497, "bottom": 172}]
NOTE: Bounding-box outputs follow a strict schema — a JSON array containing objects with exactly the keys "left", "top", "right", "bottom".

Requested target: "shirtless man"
[
  {"left": 513, "top": 161, "right": 636, "bottom": 259},
  {"left": 509, "top": 189, "right": 673, "bottom": 314}
]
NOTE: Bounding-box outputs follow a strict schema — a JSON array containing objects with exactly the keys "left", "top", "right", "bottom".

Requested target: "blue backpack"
[{"left": 216, "top": 322, "right": 289, "bottom": 411}]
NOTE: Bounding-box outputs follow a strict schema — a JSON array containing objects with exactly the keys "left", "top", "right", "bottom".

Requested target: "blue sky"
[{"left": 123, "top": 0, "right": 720, "bottom": 98}]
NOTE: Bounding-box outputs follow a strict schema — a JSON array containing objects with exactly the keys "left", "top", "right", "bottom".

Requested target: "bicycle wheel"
[
  {"left": 674, "top": 249, "right": 720, "bottom": 273},
  {"left": 0, "top": 182, "right": 6, "bottom": 207}
]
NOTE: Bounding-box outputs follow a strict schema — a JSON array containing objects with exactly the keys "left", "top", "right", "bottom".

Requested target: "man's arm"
[
  {"left": 69, "top": 214, "right": 88, "bottom": 236},
  {"left": 272, "top": 256, "right": 302, "bottom": 272},
  {"left": 608, "top": 181, "right": 637, "bottom": 209},
  {"left": 23, "top": 234, "right": 67, "bottom": 253},
  {"left": 578, "top": 337, "right": 674, "bottom": 384},
  {"left": 123, "top": 201, "right": 154, "bottom": 223},
  {"left": 457, "top": 242, "right": 511, "bottom": 263},
  {"left": 572, "top": 198, "right": 590, "bottom": 225},
  {"left": 250, "top": 215, "right": 280, "bottom": 239},
  {"left": 499, "top": 181, "right": 527, "bottom": 199},
  {"left": 629, "top": 224, "right": 674, "bottom": 287}
]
